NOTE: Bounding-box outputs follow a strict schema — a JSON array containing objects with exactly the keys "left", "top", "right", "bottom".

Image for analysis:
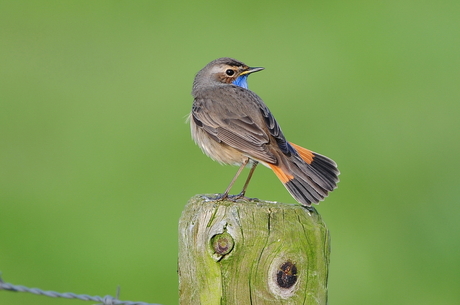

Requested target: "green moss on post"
[{"left": 178, "top": 195, "right": 331, "bottom": 305}]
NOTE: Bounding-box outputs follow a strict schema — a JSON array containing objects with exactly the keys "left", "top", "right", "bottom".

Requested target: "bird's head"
[{"left": 193, "top": 58, "right": 264, "bottom": 92}]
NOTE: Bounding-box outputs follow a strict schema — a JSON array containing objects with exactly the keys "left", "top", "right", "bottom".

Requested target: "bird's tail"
[{"left": 269, "top": 142, "right": 339, "bottom": 206}]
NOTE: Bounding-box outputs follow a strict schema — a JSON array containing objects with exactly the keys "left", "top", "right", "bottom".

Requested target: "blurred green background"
[{"left": 1, "top": 1, "right": 459, "bottom": 304}]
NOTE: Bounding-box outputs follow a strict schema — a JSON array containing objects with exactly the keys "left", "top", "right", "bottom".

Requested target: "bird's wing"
[{"left": 192, "top": 86, "right": 291, "bottom": 164}]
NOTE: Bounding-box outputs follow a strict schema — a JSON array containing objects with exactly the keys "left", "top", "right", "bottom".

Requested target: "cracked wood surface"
[{"left": 178, "top": 195, "right": 330, "bottom": 305}]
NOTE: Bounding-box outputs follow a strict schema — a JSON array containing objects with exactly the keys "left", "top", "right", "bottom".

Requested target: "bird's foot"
[
  {"left": 228, "top": 192, "right": 259, "bottom": 202},
  {"left": 201, "top": 193, "right": 229, "bottom": 202},
  {"left": 201, "top": 193, "right": 258, "bottom": 202},
  {"left": 227, "top": 191, "right": 244, "bottom": 201}
]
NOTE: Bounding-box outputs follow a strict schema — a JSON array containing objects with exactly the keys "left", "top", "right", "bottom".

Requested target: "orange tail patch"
[
  {"left": 268, "top": 164, "right": 294, "bottom": 183},
  {"left": 289, "top": 142, "right": 314, "bottom": 164}
]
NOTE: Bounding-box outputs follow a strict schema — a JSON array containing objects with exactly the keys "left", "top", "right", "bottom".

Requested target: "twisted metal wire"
[{"left": 0, "top": 274, "right": 162, "bottom": 305}]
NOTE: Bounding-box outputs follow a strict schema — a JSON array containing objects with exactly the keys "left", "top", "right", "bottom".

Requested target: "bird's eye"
[{"left": 225, "top": 69, "right": 235, "bottom": 76}]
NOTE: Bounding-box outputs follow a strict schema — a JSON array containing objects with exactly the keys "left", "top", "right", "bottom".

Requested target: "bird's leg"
[
  {"left": 231, "top": 160, "right": 259, "bottom": 200},
  {"left": 214, "top": 158, "right": 250, "bottom": 201}
]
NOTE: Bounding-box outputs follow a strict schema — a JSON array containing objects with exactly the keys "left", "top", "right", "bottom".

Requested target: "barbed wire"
[{"left": 0, "top": 273, "right": 163, "bottom": 305}]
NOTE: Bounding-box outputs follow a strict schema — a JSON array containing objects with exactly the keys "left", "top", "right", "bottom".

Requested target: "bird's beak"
[{"left": 240, "top": 67, "right": 264, "bottom": 75}]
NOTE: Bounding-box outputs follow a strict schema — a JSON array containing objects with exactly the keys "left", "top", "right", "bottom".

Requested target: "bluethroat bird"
[{"left": 190, "top": 58, "right": 339, "bottom": 206}]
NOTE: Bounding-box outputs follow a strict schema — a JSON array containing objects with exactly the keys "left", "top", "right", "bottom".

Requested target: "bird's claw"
[{"left": 201, "top": 193, "right": 259, "bottom": 202}]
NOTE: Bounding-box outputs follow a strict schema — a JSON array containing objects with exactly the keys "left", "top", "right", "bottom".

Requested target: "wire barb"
[{"left": 0, "top": 273, "right": 162, "bottom": 305}]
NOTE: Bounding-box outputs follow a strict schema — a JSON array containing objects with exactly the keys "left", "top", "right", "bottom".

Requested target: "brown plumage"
[{"left": 190, "top": 57, "right": 339, "bottom": 206}]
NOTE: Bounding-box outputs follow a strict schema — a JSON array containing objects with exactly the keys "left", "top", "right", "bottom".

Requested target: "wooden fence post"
[{"left": 178, "top": 195, "right": 331, "bottom": 305}]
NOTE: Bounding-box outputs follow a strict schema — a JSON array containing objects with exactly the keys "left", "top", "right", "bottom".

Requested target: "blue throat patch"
[{"left": 232, "top": 75, "right": 249, "bottom": 89}]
